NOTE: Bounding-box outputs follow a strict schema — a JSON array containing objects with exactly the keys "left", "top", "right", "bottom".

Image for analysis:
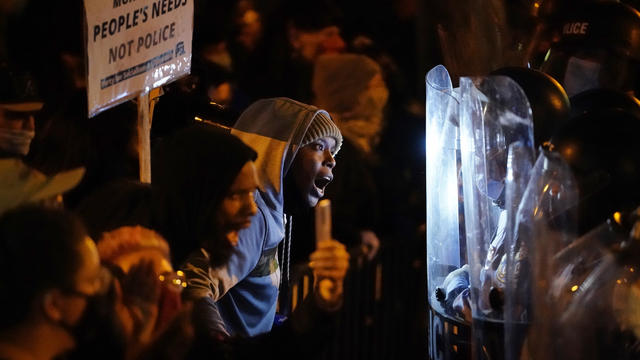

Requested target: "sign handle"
[{"left": 137, "top": 91, "right": 151, "bottom": 183}]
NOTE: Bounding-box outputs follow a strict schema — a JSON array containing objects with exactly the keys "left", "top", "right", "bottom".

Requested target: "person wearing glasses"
[{"left": 0, "top": 206, "right": 116, "bottom": 360}]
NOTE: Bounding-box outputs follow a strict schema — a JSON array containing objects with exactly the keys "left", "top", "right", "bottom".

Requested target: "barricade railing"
[{"left": 283, "top": 241, "right": 426, "bottom": 360}]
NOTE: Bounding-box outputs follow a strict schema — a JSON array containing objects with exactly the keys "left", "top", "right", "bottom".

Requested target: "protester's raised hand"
[
  {"left": 121, "top": 258, "right": 161, "bottom": 305},
  {"left": 120, "top": 259, "right": 161, "bottom": 343}
]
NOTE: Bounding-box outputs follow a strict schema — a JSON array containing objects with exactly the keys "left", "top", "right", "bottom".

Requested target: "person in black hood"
[
  {"left": 152, "top": 122, "right": 259, "bottom": 271},
  {"left": 152, "top": 122, "right": 260, "bottom": 341}
]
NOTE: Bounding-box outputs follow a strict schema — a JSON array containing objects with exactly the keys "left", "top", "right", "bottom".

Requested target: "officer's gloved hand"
[{"left": 437, "top": 264, "right": 471, "bottom": 322}]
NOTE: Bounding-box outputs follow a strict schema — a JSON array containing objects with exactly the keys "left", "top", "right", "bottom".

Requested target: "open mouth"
[{"left": 313, "top": 176, "right": 332, "bottom": 196}]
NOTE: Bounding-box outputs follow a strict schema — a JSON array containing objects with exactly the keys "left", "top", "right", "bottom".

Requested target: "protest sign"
[{"left": 85, "top": 0, "right": 193, "bottom": 117}]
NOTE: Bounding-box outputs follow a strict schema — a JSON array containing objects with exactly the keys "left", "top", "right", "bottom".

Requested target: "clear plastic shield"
[
  {"left": 502, "top": 142, "right": 535, "bottom": 360},
  {"left": 426, "top": 64, "right": 464, "bottom": 312},
  {"left": 504, "top": 150, "right": 579, "bottom": 360},
  {"left": 548, "top": 227, "right": 625, "bottom": 360},
  {"left": 426, "top": 64, "right": 471, "bottom": 360},
  {"left": 525, "top": 205, "right": 640, "bottom": 360},
  {"left": 458, "top": 75, "right": 535, "bottom": 359},
  {"left": 527, "top": 219, "right": 640, "bottom": 360}
]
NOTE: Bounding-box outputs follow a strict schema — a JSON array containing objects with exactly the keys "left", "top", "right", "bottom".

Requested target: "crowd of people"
[
  {"left": 9, "top": 0, "right": 640, "bottom": 358},
  {"left": 0, "top": 0, "right": 427, "bottom": 359}
]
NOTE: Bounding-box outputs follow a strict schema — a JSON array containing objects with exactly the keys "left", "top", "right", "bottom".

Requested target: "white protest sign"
[{"left": 85, "top": 0, "right": 193, "bottom": 117}]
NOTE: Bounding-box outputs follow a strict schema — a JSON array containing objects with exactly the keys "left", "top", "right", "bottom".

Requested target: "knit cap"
[
  {"left": 301, "top": 111, "right": 343, "bottom": 155},
  {"left": 97, "top": 225, "right": 170, "bottom": 264}
]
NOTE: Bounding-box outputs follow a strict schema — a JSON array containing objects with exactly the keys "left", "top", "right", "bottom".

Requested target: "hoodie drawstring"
[{"left": 280, "top": 214, "right": 293, "bottom": 290}]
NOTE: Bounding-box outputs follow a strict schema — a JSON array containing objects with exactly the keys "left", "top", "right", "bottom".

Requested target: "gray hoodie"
[{"left": 190, "top": 98, "right": 333, "bottom": 336}]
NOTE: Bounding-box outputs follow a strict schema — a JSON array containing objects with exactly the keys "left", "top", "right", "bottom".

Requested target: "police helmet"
[
  {"left": 540, "top": 1, "right": 640, "bottom": 96},
  {"left": 550, "top": 107, "right": 640, "bottom": 234},
  {"left": 569, "top": 87, "right": 640, "bottom": 119}
]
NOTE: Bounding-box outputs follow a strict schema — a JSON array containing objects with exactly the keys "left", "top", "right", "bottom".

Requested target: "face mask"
[
  {"left": 563, "top": 56, "right": 602, "bottom": 97},
  {"left": 60, "top": 286, "right": 127, "bottom": 360},
  {"left": 0, "top": 128, "right": 34, "bottom": 156},
  {"left": 355, "top": 86, "right": 389, "bottom": 119},
  {"left": 366, "top": 86, "right": 389, "bottom": 112},
  {"left": 338, "top": 85, "right": 389, "bottom": 154}
]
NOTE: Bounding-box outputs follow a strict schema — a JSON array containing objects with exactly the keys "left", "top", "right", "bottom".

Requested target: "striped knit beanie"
[{"left": 301, "top": 111, "right": 343, "bottom": 155}]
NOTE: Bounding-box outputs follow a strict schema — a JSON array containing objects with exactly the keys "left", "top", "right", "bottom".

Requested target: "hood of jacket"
[
  {"left": 152, "top": 123, "right": 257, "bottom": 266},
  {"left": 231, "top": 97, "right": 330, "bottom": 216}
]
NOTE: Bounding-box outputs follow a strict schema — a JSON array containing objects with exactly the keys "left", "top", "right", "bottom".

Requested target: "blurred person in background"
[
  {"left": 26, "top": 93, "right": 139, "bottom": 210},
  {"left": 7, "top": 0, "right": 86, "bottom": 109},
  {"left": 349, "top": 35, "right": 429, "bottom": 358},
  {"left": 152, "top": 0, "right": 249, "bottom": 139},
  {"left": 312, "top": 53, "right": 385, "bottom": 261},
  {"left": 97, "top": 226, "right": 189, "bottom": 359},
  {"left": 150, "top": 57, "right": 245, "bottom": 139},
  {"left": 236, "top": 0, "right": 346, "bottom": 103},
  {"left": 77, "top": 180, "right": 194, "bottom": 360},
  {"left": 0, "top": 206, "right": 124, "bottom": 360},
  {"left": 349, "top": 36, "right": 425, "bottom": 239},
  {"left": 0, "top": 65, "right": 84, "bottom": 215},
  {"left": 232, "top": 0, "right": 264, "bottom": 55},
  {"left": 0, "top": 64, "right": 39, "bottom": 159},
  {"left": 9, "top": 0, "right": 139, "bottom": 211}
]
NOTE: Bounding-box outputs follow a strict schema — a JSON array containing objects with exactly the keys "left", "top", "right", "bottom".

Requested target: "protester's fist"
[
  {"left": 122, "top": 258, "right": 161, "bottom": 305},
  {"left": 309, "top": 239, "right": 349, "bottom": 309},
  {"left": 121, "top": 259, "right": 161, "bottom": 343}
]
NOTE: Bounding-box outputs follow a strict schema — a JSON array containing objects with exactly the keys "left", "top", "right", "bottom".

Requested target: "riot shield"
[
  {"left": 504, "top": 150, "right": 579, "bottom": 360},
  {"left": 548, "top": 224, "right": 629, "bottom": 360},
  {"left": 526, "top": 212, "right": 640, "bottom": 360},
  {"left": 522, "top": 197, "right": 640, "bottom": 360},
  {"left": 426, "top": 65, "right": 471, "bottom": 360},
  {"left": 502, "top": 142, "right": 535, "bottom": 360},
  {"left": 458, "top": 75, "right": 535, "bottom": 359}
]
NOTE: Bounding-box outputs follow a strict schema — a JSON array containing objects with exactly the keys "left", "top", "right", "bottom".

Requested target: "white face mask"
[
  {"left": 0, "top": 128, "right": 35, "bottom": 155},
  {"left": 362, "top": 86, "right": 389, "bottom": 114},
  {"left": 347, "top": 85, "right": 389, "bottom": 121},
  {"left": 563, "top": 56, "right": 602, "bottom": 97}
]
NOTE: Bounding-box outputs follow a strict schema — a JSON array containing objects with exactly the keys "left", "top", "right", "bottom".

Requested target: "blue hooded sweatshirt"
[{"left": 183, "top": 98, "right": 338, "bottom": 337}]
